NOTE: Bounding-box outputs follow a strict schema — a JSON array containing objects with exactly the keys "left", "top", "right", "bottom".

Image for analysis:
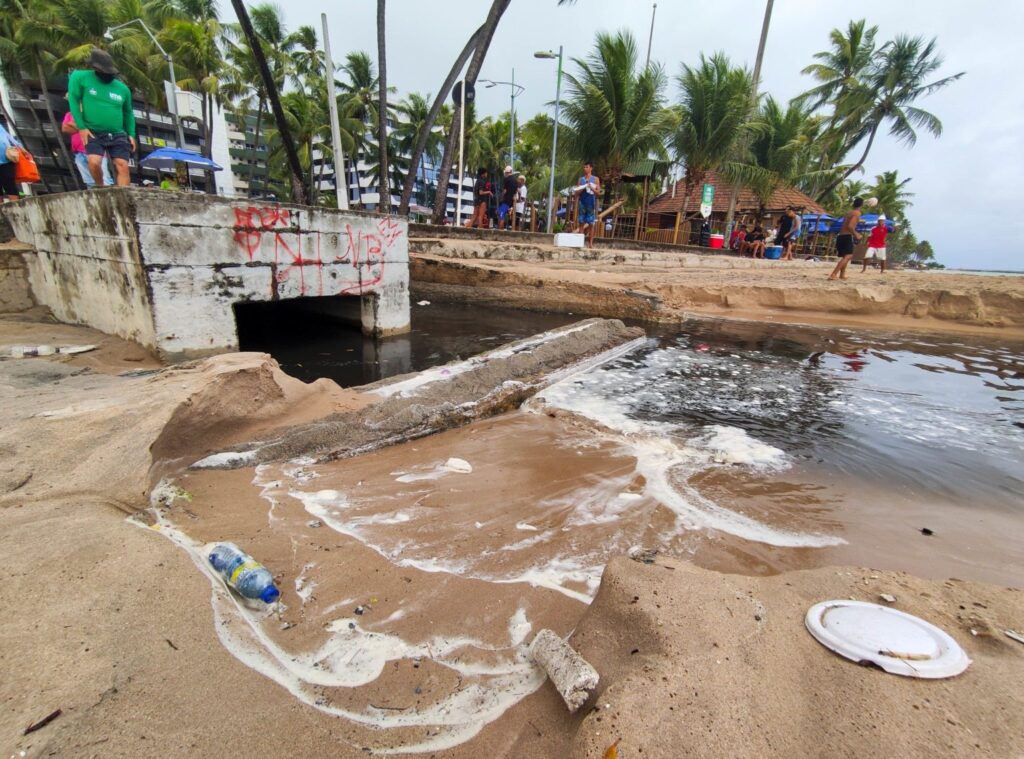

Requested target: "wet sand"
[{"left": 2, "top": 313, "right": 1023, "bottom": 757}]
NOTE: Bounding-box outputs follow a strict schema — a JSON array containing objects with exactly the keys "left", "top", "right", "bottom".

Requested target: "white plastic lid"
[{"left": 805, "top": 600, "right": 970, "bottom": 679}]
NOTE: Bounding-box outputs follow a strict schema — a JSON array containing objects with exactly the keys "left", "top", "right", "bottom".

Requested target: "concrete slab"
[{"left": 2, "top": 189, "right": 411, "bottom": 358}]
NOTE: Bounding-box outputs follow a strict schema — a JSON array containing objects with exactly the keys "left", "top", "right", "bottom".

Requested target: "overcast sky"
[{"left": 282, "top": 0, "right": 1023, "bottom": 271}]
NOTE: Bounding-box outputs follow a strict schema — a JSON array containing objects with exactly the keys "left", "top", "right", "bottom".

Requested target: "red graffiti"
[
  {"left": 232, "top": 208, "right": 392, "bottom": 297},
  {"left": 232, "top": 206, "right": 292, "bottom": 260}
]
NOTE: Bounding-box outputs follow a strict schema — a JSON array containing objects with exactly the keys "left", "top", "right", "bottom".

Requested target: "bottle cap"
[{"left": 260, "top": 585, "right": 280, "bottom": 604}]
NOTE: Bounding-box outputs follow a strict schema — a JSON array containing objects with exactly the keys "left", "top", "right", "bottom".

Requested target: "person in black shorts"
[
  {"left": 498, "top": 165, "right": 516, "bottom": 229},
  {"left": 829, "top": 197, "right": 864, "bottom": 280},
  {"left": 468, "top": 167, "right": 492, "bottom": 228}
]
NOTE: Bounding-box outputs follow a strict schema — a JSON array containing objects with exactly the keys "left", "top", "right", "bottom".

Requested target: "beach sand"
[
  {"left": 410, "top": 244, "right": 1024, "bottom": 338},
  {"left": 1, "top": 312, "right": 1022, "bottom": 757}
]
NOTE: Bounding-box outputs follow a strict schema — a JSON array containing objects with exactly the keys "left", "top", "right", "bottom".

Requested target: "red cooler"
[{"left": 709, "top": 234, "right": 724, "bottom": 249}]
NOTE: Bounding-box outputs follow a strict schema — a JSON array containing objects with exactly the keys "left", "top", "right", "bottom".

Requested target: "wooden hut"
[{"left": 642, "top": 170, "right": 827, "bottom": 249}]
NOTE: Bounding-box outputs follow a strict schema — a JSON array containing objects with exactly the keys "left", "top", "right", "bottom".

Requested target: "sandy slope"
[{"left": 410, "top": 247, "right": 1024, "bottom": 338}]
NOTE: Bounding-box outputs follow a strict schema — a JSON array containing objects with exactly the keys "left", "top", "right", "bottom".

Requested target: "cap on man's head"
[
  {"left": 878, "top": 214, "right": 887, "bottom": 221},
  {"left": 89, "top": 48, "right": 119, "bottom": 75},
  {"left": 504, "top": 165, "right": 513, "bottom": 175}
]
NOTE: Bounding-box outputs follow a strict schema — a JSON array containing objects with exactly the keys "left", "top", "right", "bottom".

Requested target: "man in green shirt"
[{"left": 67, "top": 48, "right": 136, "bottom": 187}]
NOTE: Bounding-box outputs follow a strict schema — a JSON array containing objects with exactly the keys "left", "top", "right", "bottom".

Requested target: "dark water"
[
  {"left": 235, "top": 299, "right": 580, "bottom": 386},
  {"left": 239, "top": 300, "right": 1024, "bottom": 511}
]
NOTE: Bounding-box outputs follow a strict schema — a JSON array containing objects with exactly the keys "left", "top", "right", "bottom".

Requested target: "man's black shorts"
[
  {"left": 836, "top": 233, "right": 855, "bottom": 256},
  {"left": 85, "top": 132, "right": 131, "bottom": 161}
]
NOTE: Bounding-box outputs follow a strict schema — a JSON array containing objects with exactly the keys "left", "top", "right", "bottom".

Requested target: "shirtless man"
[{"left": 828, "top": 197, "right": 864, "bottom": 280}]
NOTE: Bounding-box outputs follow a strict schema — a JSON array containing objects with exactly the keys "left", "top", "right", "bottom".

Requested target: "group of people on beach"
[
  {"left": 732, "top": 206, "right": 804, "bottom": 260},
  {"left": 829, "top": 197, "right": 890, "bottom": 280},
  {"left": 466, "top": 160, "right": 603, "bottom": 247}
]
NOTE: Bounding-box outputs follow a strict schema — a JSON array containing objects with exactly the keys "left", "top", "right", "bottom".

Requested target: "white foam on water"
[
  {"left": 191, "top": 449, "right": 258, "bottom": 469},
  {"left": 295, "top": 563, "right": 317, "bottom": 604},
  {"left": 508, "top": 607, "right": 532, "bottom": 647},
  {"left": 132, "top": 505, "right": 545, "bottom": 755},
  {"left": 528, "top": 355, "right": 845, "bottom": 548}
]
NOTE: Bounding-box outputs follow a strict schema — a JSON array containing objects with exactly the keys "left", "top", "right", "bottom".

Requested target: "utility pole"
[
  {"left": 724, "top": 0, "right": 773, "bottom": 234},
  {"left": 509, "top": 67, "right": 515, "bottom": 171},
  {"left": 645, "top": 4, "right": 657, "bottom": 68},
  {"left": 322, "top": 14, "right": 348, "bottom": 210},
  {"left": 457, "top": 80, "right": 466, "bottom": 225}
]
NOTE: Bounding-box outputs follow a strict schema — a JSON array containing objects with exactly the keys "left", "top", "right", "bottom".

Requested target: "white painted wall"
[{"left": 2, "top": 189, "right": 411, "bottom": 358}]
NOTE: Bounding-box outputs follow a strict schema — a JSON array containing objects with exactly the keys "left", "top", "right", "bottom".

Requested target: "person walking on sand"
[
  {"left": 862, "top": 215, "right": 891, "bottom": 273},
  {"left": 67, "top": 48, "right": 136, "bottom": 187},
  {"left": 467, "top": 167, "right": 492, "bottom": 228},
  {"left": 828, "top": 197, "right": 864, "bottom": 280},
  {"left": 572, "top": 161, "right": 600, "bottom": 248}
]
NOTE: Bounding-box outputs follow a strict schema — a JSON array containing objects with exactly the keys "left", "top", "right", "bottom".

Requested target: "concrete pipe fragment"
[{"left": 529, "top": 628, "right": 599, "bottom": 712}]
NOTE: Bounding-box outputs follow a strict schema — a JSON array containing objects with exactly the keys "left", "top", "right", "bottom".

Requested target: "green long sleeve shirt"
[{"left": 67, "top": 69, "right": 136, "bottom": 138}]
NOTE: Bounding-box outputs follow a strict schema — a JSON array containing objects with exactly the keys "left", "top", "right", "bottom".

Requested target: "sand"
[
  {"left": 1, "top": 311, "right": 1023, "bottom": 758},
  {"left": 409, "top": 241, "right": 1024, "bottom": 338}
]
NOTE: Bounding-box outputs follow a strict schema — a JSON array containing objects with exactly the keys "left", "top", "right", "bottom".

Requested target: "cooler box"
[
  {"left": 709, "top": 234, "right": 724, "bottom": 249},
  {"left": 765, "top": 245, "right": 783, "bottom": 259},
  {"left": 554, "top": 233, "right": 585, "bottom": 248}
]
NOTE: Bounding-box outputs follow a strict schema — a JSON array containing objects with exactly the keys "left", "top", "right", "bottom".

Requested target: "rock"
[{"left": 879, "top": 593, "right": 897, "bottom": 604}]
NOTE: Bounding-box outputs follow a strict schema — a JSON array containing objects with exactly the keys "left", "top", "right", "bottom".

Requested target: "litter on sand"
[
  {"left": 8, "top": 344, "right": 98, "bottom": 358},
  {"left": 417, "top": 300, "right": 431, "bottom": 306},
  {"left": 1006, "top": 630, "right": 1024, "bottom": 646},
  {"left": 529, "top": 629, "right": 600, "bottom": 712},
  {"left": 443, "top": 457, "right": 473, "bottom": 474},
  {"left": 805, "top": 600, "right": 970, "bottom": 679}
]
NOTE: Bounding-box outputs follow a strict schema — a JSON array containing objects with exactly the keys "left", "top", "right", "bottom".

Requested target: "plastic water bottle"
[{"left": 208, "top": 542, "right": 280, "bottom": 604}]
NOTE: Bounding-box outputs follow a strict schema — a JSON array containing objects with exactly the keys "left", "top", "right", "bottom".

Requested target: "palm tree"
[
  {"left": 814, "top": 34, "right": 964, "bottom": 201},
  {"left": 228, "top": 0, "right": 307, "bottom": 202},
  {"left": 560, "top": 29, "right": 673, "bottom": 203},
  {"left": 728, "top": 96, "right": 816, "bottom": 216},
  {"left": 868, "top": 169, "right": 914, "bottom": 219},
  {"left": 671, "top": 52, "right": 754, "bottom": 223},
  {"left": 429, "top": 0, "right": 512, "bottom": 223},
  {"left": 394, "top": 92, "right": 442, "bottom": 205}
]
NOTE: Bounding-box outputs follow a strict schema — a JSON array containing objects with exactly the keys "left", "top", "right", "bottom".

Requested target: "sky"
[{"left": 282, "top": 0, "right": 1024, "bottom": 271}]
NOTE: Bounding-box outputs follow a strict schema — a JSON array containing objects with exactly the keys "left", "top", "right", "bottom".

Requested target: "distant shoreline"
[{"left": 938, "top": 268, "right": 1024, "bottom": 277}]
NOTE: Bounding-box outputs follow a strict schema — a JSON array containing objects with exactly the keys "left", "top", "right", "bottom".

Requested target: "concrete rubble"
[
  {"left": 195, "top": 317, "right": 645, "bottom": 467},
  {"left": 529, "top": 628, "right": 600, "bottom": 713}
]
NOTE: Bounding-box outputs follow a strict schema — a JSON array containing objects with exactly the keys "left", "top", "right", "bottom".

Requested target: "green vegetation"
[{"left": 0, "top": 3, "right": 962, "bottom": 259}]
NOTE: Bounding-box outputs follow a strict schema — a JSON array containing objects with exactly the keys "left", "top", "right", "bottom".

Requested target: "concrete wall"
[{"left": 2, "top": 188, "right": 410, "bottom": 358}]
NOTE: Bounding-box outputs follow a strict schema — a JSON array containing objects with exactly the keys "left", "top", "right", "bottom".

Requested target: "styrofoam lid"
[{"left": 805, "top": 600, "right": 970, "bottom": 679}]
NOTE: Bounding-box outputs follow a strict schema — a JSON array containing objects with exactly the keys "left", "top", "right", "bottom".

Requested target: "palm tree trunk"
[
  {"left": 200, "top": 93, "right": 217, "bottom": 194},
  {"left": 398, "top": 25, "right": 484, "bottom": 215},
  {"left": 375, "top": 0, "right": 390, "bottom": 213},
  {"left": 815, "top": 119, "right": 881, "bottom": 203},
  {"left": 429, "top": 0, "right": 510, "bottom": 223},
  {"left": 230, "top": 0, "right": 308, "bottom": 204},
  {"left": 35, "top": 60, "right": 81, "bottom": 191}
]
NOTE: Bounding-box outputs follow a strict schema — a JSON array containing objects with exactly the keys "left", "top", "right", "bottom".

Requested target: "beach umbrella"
[
  {"left": 827, "top": 213, "right": 895, "bottom": 234},
  {"left": 140, "top": 147, "right": 223, "bottom": 172},
  {"left": 801, "top": 213, "right": 835, "bottom": 233}
]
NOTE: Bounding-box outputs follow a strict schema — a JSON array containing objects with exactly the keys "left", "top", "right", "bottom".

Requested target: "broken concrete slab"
[{"left": 193, "top": 318, "right": 645, "bottom": 468}]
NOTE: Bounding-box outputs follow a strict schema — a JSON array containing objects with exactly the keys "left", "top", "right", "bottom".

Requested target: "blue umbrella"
[
  {"left": 140, "top": 147, "right": 223, "bottom": 171},
  {"left": 827, "top": 213, "right": 895, "bottom": 234},
  {"left": 801, "top": 213, "right": 835, "bottom": 233}
]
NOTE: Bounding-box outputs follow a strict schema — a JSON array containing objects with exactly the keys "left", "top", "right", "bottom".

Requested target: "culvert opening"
[{"left": 234, "top": 298, "right": 579, "bottom": 388}]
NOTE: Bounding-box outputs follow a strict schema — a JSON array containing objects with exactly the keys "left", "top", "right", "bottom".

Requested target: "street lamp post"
[
  {"left": 478, "top": 75, "right": 526, "bottom": 171},
  {"left": 534, "top": 47, "right": 563, "bottom": 234},
  {"left": 106, "top": 19, "right": 185, "bottom": 149}
]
